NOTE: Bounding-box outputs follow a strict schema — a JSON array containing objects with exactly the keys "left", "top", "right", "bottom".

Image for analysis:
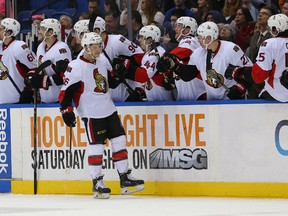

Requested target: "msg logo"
[{"left": 149, "top": 148, "right": 207, "bottom": 170}]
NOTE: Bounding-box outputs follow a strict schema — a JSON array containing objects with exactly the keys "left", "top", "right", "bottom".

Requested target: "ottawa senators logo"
[
  {"left": 93, "top": 68, "right": 108, "bottom": 93},
  {"left": 0, "top": 61, "right": 8, "bottom": 80},
  {"left": 206, "top": 69, "right": 224, "bottom": 88}
]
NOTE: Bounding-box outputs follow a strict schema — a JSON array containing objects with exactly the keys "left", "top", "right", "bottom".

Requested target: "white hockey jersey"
[
  {"left": 0, "top": 40, "right": 37, "bottom": 104},
  {"left": 37, "top": 40, "right": 72, "bottom": 103},
  {"left": 136, "top": 45, "right": 173, "bottom": 101},
  {"left": 189, "top": 40, "right": 253, "bottom": 100},
  {"left": 170, "top": 36, "right": 206, "bottom": 101},
  {"left": 253, "top": 37, "right": 288, "bottom": 102},
  {"left": 103, "top": 34, "right": 144, "bottom": 102},
  {"left": 59, "top": 53, "right": 116, "bottom": 118}
]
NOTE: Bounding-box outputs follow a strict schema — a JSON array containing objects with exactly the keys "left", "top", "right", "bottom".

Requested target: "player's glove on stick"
[
  {"left": 60, "top": 106, "right": 76, "bottom": 127},
  {"left": 112, "top": 57, "right": 130, "bottom": 79},
  {"left": 156, "top": 54, "right": 178, "bottom": 73},
  {"left": 224, "top": 64, "right": 243, "bottom": 80},
  {"left": 163, "top": 75, "right": 176, "bottom": 91},
  {"left": 55, "top": 59, "right": 69, "bottom": 77},
  {"left": 24, "top": 71, "right": 51, "bottom": 90},
  {"left": 226, "top": 82, "right": 247, "bottom": 99},
  {"left": 280, "top": 70, "right": 288, "bottom": 90}
]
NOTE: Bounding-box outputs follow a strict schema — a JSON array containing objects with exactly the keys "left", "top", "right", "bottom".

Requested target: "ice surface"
[{"left": 1, "top": 194, "right": 288, "bottom": 216}]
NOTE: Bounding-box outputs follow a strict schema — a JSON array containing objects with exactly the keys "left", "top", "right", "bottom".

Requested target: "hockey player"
[
  {"left": 59, "top": 32, "right": 144, "bottom": 199},
  {"left": 0, "top": 18, "right": 37, "bottom": 104},
  {"left": 162, "top": 21, "right": 253, "bottom": 100},
  {"left": 70, "top": 19, "right": 89, "bottom": 59},
  {"left": 25, "top": 18, "right": 72, "bottom": 103},
  {"left": 225, "top": 14, "right": 288, "bottom": 102},
  {"left": 114, "top": 25, "right": 173, "bottom": 101},
  {"left": 91, "top": 16, "right": 145, "bottom": 102},
  {"left": 157, "top": 16, "right": 206, "bottom": 101}
]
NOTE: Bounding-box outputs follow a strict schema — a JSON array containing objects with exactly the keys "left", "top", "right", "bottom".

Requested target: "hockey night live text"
[{"left": 28, "top": 113, "right": 208, "bottom": 170}]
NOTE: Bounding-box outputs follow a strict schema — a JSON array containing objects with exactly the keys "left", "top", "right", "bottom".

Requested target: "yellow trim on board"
[{"left": 11, "top": 180, "right": 288, "bottom": 198}]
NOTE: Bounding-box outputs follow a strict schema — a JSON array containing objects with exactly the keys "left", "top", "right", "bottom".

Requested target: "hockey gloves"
[
  {"left": 156, "top": 54, "right": 178, "bottom": 73},
  {"left": 280, "top": 70, "right": 288, "bottom": 90},
  {"left": 19, "top": 87, "right": 34, "bottom": 103},
  {"left": 55, "top": 59, "right": 69, "bottom": 75},
  {"left": 24, "top": 70, "right": 51, "bottom": 90},
  {"left": 163, "top": 74, "right": 176, "bottom": 91},
  {"left": 224, "top": 64, "right": 243, "bottom": 81},
  {"left": 226, "top": 82, "right": 247, "bottom": 99},
  {"left": 112, "top": 57, "right": 130, "bottom": 79},
  {"left": 60, "top": 106, "right": 76, "bottom": 127}
]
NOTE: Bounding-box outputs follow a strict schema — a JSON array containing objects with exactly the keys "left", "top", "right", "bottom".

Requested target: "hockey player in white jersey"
[
  {"left": 72, "top": 19, "right": 89, "bottom": 59},
  {"left": 0, "top": 18, "right": 37, "bottom": 104},
  {"left": 25, "top": 18, "right": 72, "bottom": 103},
  {"left": 114, "top": 25, "right": 173, "bottom": 101},
  {"left": 225, "top": 14, "right": 288, "bottom": 102},
  {"left": 157, "top": 16, "right": 206, "bottom": 101},
  {"left": 59, "top": 32, "right": 144, "bottom": 199},
  {"left": 171, "top": 21, "right": 253, "bottom": 100},
  {"left": 91, "top": 16, "right": 145, "bottom": 102}
]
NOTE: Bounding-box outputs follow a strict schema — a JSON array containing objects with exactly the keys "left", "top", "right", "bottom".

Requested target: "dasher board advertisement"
[{"left": 10, "top": 102, "right": 288, "bottom": 183}]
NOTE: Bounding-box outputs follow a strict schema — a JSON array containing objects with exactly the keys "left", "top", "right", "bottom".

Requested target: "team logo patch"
[
  {"left": 261, "top": 42, "right": 267, "bottom": 47},
  {"left": 59, "top": 48, "right": 67, "bottom": 54},
  {"left": 93, "top": 68, "right": 108, "bottom": 93},
  {"left": 205, "top": 69, "right": 225, "bottom": 89},
  {"left": 0, "top": 61, "right": 8, "bottom": 80},
  {"left": 21, "top": 44, "right": 28, "bottom": 50},
  {"left": 119, "top": 36, "right": 126, "bottom": 43},
  {"left": 233, "top": 45, "right": 240, "bottom": 52}
]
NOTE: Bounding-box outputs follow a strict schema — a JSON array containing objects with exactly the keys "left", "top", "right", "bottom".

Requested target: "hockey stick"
[
  {"left": 102, "top": 50, "right": 137, "bottom": 97},
  {"left": 0, "top": 61, "right": 21, "bottom": 94},
  {"left": 67, "top": 125, "right": 73, "bottom": 169},
  {"left": 32, "top": 60, "right": 52, "bottom": 195}
]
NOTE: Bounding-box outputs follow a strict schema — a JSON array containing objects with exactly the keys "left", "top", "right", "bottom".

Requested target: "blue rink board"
[
  {"left": 0, "top": 180, "right": 11, "bottom": 193},
  {"left": 0, "top": 99, "right": 284, "bottom": 109}
]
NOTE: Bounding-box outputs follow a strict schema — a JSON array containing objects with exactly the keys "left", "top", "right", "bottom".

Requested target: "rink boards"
[{"left": 1, "top": 100, "right": 288, "bottom": 197}]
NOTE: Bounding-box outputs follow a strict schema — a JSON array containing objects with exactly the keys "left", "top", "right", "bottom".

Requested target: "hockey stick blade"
[
  {"left": 35, "top": 60, "right": 52, "bottom": 74},
  {"left": 206, "top": 69, "right": 230, "bottom": 92}
]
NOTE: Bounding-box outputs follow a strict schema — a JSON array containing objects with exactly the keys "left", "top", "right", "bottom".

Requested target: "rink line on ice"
[{"left": 11, "top": 180, "right": 288, "bottom": 198}]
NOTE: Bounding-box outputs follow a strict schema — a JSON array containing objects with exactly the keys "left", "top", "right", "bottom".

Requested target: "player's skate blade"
[
  {"left": 94, "top": 192, "right": 110, "bottom": 199},
  {"left": 121, "top": 184, "right": 144, "bottom": 195},
  {"left": 93, "top": 175, "right": 111, "bottom": 199}
]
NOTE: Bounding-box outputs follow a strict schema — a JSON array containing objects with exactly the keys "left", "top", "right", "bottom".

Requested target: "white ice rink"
[{"left": 1, "top": 194, "right": 288, "bottom": 216}]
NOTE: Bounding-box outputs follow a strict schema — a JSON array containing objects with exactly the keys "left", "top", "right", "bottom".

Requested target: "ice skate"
[
  {"left": 93, "top": 175, "right": 111, "bottom": 199},
  {"left": 119, "top": 169, "right": 144, "bottom": 195}
]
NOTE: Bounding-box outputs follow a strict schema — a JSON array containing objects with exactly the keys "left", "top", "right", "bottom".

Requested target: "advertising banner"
[
  {"left": 0, "top": 108, "right": 11, "bottom": 192},
  {"left": 10, "top": 102, "right": 288, "bottom": 183},
  {"left": 17, "top": 105, "right": 209, "bottom": 181}
]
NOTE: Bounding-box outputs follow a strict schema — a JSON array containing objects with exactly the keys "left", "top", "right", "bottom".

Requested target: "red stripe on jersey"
[
  {"left": 135, "top": 67, "right": 149, "bottom": 83},
  {"left": 89, "top": 119, "right": 96, "bottom": 143},
  {"left": 170, "top": 47, "right": 192, "bottom": 61},
  {"left": 16, "top": 60, "right": 32, "bottom": 78},
  {"left": 58, "top": 90, "right": 65, "bottom": 103},
  {"left": 112, "top": 149, "right": 128, "bottom": 162},
  {"left": 252, "top": 63, "right": 270, "bottom": 84},
  {"left": 133, "top": 53, "right": 145, "bottom": 65},
  {"left": 88, "top": 155, "right": 103, "bottom": 165},
  {"left": 267, "top": 62, "right": 276, "bottom": 88},
  {"left": 73, "top": 82, "right": 84, "bottom": 107},
  {"left": 152, "top": 73, "right": 165, "bottom": 86}
]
